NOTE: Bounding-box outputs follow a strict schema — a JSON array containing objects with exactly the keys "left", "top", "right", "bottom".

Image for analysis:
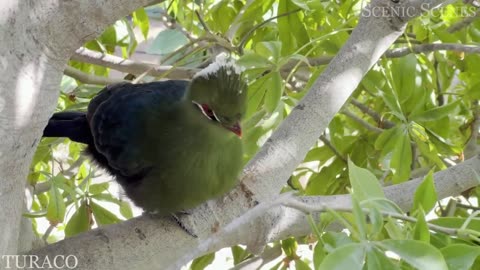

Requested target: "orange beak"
[{"left": 225, "top": 123, "right": 242, "bottom": 138}]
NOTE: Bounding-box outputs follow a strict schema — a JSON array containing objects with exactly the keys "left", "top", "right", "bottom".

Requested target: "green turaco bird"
[{"left": 43, "top": 55, "right": 247, "bottom": 216}]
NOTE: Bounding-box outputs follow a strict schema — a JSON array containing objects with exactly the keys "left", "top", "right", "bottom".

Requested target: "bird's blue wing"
[{"left": 88, "top": 80, "right": 188, "bottom": 181}]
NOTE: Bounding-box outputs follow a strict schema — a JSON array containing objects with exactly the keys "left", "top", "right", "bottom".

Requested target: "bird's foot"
[
  {"left": 143, "top": 210, "right": 161, "bottom": 218},
  {"left": 171, "top": 213, "right": 198, "bottom": 238},
  {"left": 176, "top": 210, "right": 193, "bottom": 215},
  {"left": 142, "top": 210, "right": 197, "bottom": 238}
]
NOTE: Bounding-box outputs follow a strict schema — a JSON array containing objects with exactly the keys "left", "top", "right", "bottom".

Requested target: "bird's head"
[{"left": 188, "top": 54, "right": 247, "bottom": 138}]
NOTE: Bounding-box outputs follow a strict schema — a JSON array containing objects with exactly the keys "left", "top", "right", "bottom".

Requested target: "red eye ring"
[{"left": 193, "top": 102, "right": 220, "bottom": 122}]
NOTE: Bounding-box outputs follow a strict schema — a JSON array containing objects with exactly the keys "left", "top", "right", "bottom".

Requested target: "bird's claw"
[{"left": 171, "top": 213, "right": 198, "bottom": 238}]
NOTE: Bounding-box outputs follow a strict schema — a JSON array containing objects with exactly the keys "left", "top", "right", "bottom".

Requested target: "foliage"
[{"left": 27, "top": 0, "right": 480, "bottom": 268}]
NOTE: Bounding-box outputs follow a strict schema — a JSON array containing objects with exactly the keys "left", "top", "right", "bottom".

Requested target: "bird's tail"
[{"left": 42, "top": 111, "right": 93, "bottom": 144}]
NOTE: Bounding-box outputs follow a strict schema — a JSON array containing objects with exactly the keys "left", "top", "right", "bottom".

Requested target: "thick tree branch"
[
  {"left": 282, "top": 43, "right": 480, "bottom": 72},
  {"left": 29, "top": 155, "right": 480, "bottom": 269},
  {"left": 64, "top": 66, "right": 127, "bottom": 85},
  {"left": 385, "top": 43, "right": 480, "bottom": 58}
]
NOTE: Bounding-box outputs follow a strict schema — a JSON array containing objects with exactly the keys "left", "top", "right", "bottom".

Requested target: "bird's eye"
[{"left": 193, "top": 102, "right": 220, "bottom": 122}]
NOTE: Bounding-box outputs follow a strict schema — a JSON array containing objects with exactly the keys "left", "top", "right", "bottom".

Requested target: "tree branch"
[
  {"left": 447, "top": 9, "right": 480, "bottom": 33},
  {"left": 29, "top": 154, "right": 480, "bottom": 269},
  {"left": 350, "top": 98, "right": 396, "bottom": 129},
  {"left": 282, "top": 43, "right": 480, "bottom": 72},
  {"left": 319, "top": 135, "right": 347, "bottom": 163},
  {"left": 72, "top": 47, "right": 198, "bottom": 79},
  {"left": 385, "top": 43, "right": 480, "bottom": 58},
  {"left": 73, "top": 43, "right": 480, "bottom": 83},
  {"left": 341, "top": 109, "right": 384, "bottom": 133},
  {"left": 64, "top": 66, "right": 127, "bottom": 85}
]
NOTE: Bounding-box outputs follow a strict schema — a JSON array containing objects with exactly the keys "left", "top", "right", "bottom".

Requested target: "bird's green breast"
[{"left": 127, "top": 103, "right": 243, "bottom": 214}]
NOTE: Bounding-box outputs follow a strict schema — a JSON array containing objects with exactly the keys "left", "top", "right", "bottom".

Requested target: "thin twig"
[
  {"left": 319, "top": 134, "right": 347, "bottom": 163},
  {"left": 385, "top": 43, "right": 480, "bottom": 58},
  {"left": 42, "top": 224, "right": 55, "bottom": 244},
  {"left": 457, "top": 203, "right": 480, "bottom": 212},
  {"left": 341, "top": 109, "right": 384, "bottom": 133},
  {"left": 282, "top": 197, "right": 459, "bottom": 236},
  {"left": 195, "top": 10, "right": 212, "bottom": 35},
  {"left": 350, "top": 98, "right": 395, "bottom": 129},
  {"left": 159, "top": 9, "right": 198, "bottom": 41}
]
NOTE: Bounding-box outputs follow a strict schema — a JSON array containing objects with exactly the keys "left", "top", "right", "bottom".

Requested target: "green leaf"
[
  {"left": 264, "top": 71, "right": 283, "bottom": 112},
  {"left": 390, "top": 130, "right": 412, "bottom": 183},
  {"left": 121, "top": 19, "right": 138, "bottom": 57},
  {"left": 290, "top": 0, "right": 310, "bottom": 10},
  {"left": 256, "top": 41, "right": 282, "bottom": 63},
  {"left": 430, "top": 217, "right": 480, "bottom": 231},
  {"left": 98, "top": 25, "right": 117, "bottom": 52},
  {"left": 410, "top": 125, "right": 446, "bottom": 169},
  {"left": 47, "top": 184, "right": 66, "bottom": 224},
  {"left": 378, "top": 240, "right": 448, "bottom": 270},
  {"left": 390, "top": 55, "right": 417, "bottom": 108},
  {"left": 147, "top": 29, "right": 188, "bottom": 55},
  {"left": 282, "top": 237, "right": 298, "bottom": 258},
  {"left": 233, "top": 0, "right": 276, "bottom": 25},
  {"left": 411, "top": 100, "right": 461, "bottom": 122},
  {"left": 361, "top": 198, "right": 404, "bottom": 214},
  {"left": 132, "top": 8, "right": 150, "bottom": 40},
  {"left": 65, "top": 200, "right": 90, "bottom": 237},
  {"left": 238, "top": 52, "right": 273, "bottom": 69},
  {"left": 441, "top": 244, "right": 480, "bottom": 270},
  {"left": 90, "top": 201, "right": 121, "bottom": 225},
  {"left": 119, "top": 201, "right": 133, "bottom": 219},
  {"left": 303, "top": 146, "right": 334, "bottom": 163},
  {"left": 305, "top": 158, "right": 344, "bottom": 195},
  {"left": 231, "top": 245, "right": 250, "bottom": 265},
  {"left": 245, "top": 74, "right": 270, "bottom": 118},
  {"left": 466, "top": 82, "right": 480, "bottom": 99},
  {"left": 374, "top": 126, "right": 402, "bottom": 157},
  {"left": 366, "top": 247, "right": 400, "bottom": 270},
  {"left": 413, "top": 208, "right": 430, "bottom": 243},
  {"left": 378, "top": 86, "right": 405, "bottom": 121},
  {"left": 88, "top": 182, "right": 110, "bottom": 195},
  {"left": 294, "top": 259, "right": 312, "bottom": 270},
  {"left": 91, "top": 193, "right": 121, "bottom": 204},
  {"left": 412, "top": 170, "right": 437, "bottom": 213},
  {"left": 210, "top": 1, "right": 237, "bottom": 33},
  {"left": 348, "top": 159, "right": 385, "bottom": 202},
  {"left": 322, "top": 232, "right": 355, "bottom": 250},
  {"left": 318, "top": 243, "right": 366, "bottom": 270},
  {"left": 367, "top": 206, "right": 385, "bottom": 239},
  {"left": 351, "top": 197, "right": 367, "bottom": 241},
  {"left": 384, "top": 218, "right": 405, "bottom": 240},
  {"left": 190, "top": 253, "right": 215, "bottom": 270},
  {"left": 313, "top": 242, "right": 327, "bottom": 269},
  {"left": 277, "top": 0, "right": 309, "bottom": 55}
]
